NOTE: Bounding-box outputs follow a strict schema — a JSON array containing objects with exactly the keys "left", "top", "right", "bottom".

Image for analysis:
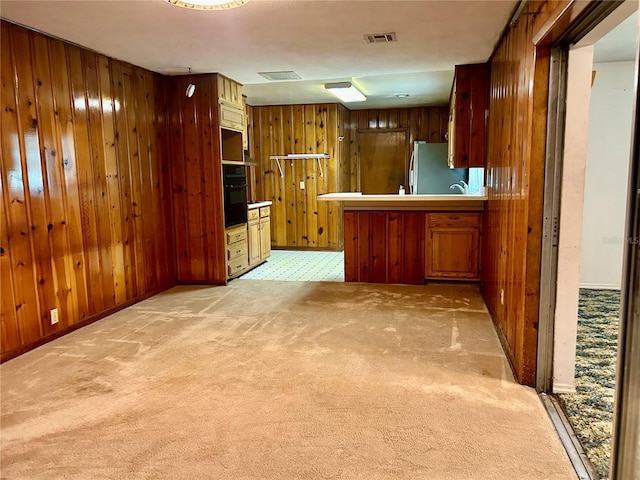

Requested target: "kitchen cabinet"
[
  {"left": 426, "top": 213, "right": 481, "bottom": 280},
  {"left": 259, "top": 207, "right": 271, "bottom": 261},
  {"left": 226, "top": 224, "right": 249, "bottom": 278},
  {"left": 247, "top": 205, "right": 271, "bottom": 269},
  {"left": 247, "top": 209, "right": 261, "bottom": 266},
  {"left": 343, "top": 211, "right": 425, "bottom": 285},
  {"left": 448, "top": 63, "right": 489, "bottom": 169}
]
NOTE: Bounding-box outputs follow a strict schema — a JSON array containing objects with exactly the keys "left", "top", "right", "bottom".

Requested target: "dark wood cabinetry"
[
  {"left": 426, "top": 213, "right": 481, "bottom": 280},
  {"left": 344, "top": 210, "right": 482, "bottom": 285},
  {"left": 448, "top": 63, "right": 489, "bottom": 169},
  {"left": 344, "top": 211, "right": 425, "bottom": 285}
]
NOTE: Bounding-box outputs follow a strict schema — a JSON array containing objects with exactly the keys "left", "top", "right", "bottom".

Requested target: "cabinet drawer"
[
  {"left": 227, "top": 241, "right": 247, "bottom": 261},
  {"left": 227, "top": 258, "right": 248, "bottom": 277},
  {"left": 226, "top": 228, "right": 247, "bottom": 245},
  {"left": 248, "top": 209, "right": 259, "bottom": 221},
  {"left": 428, "top": 213, "right": 480, "bottom": 226},
  {"left": 259, "top": 206, "right": 270, "bottom": 218}
]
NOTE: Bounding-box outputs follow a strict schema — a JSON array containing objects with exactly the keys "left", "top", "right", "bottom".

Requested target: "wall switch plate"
[
  {"left": 299, "top": 181, "right": 305, "bottom": 190},
  {"left": 50, "top": 308, "right": 59, "bottom": 325},
  {"left": 500, "top": 289, "right": 504, "bottom": 306}
]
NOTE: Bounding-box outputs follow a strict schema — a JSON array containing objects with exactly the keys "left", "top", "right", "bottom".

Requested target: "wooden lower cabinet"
[
  {"left": 425, "top": 213, "right": 481, "bottom": 280},
  {"left": 248, "top": 206, "right": 271, "bottom": 267},
  {"left": 343, "top": 211, "right": 425, "bottom": 285},
  {"left": 343, "top": 210, "right": 481, "bottom": 285},
  {"left": 260, "top": 213, "right": 271, "bottom": 260},
  {"left": 226, "top": 224, "right": 249, "bottom": 278}
]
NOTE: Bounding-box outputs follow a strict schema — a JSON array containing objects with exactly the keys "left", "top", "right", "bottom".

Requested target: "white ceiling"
[{"left": 0, "top": 0, "right": 518, "bottom": 109}]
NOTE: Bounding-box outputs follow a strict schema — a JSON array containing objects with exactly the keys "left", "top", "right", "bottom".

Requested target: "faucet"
[
  {"left": 449, "top": 183, "right": 465, "bottom": 194},
  {"left": 459, "top": 180, "right": 468, "bottom": 193}
]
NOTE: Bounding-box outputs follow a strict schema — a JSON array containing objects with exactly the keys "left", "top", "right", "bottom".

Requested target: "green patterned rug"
[{"left": 556, "top": 288, "right": 620, "bottom": 480}]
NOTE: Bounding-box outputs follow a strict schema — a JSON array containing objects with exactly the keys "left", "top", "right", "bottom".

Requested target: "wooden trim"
[
  {"left": 532, "top": 0, "right": 594, "bottom": 46},
  {"left": 0, "top": 282, "right": 176, "bottom": 363}
]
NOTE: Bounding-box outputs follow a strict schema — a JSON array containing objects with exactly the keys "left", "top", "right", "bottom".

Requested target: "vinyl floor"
[{"left": 238, "top": 250, "right": 345, "bottom": 282}]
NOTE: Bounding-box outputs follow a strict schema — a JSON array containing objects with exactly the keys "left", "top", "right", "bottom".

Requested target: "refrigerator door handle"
[{"left": 408, "top": 150, "right": 416, "bottom": 194}]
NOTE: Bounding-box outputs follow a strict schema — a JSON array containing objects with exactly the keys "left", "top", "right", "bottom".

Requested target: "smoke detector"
[
  {"left": 258, "top": 71, "right": 302, "bottom": 81},
  {"left": 364, "top": 32, "right": 397, "bottom": 44}
]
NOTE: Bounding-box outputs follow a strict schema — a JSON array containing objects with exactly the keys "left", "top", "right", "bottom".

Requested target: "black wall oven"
[{"left": 222, "top": 164, "right": 248, "bottom": 228}]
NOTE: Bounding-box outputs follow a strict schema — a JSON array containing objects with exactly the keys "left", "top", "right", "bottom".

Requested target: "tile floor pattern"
[{"left": 238, "top": 250, "right": 345, "bottom": 282}]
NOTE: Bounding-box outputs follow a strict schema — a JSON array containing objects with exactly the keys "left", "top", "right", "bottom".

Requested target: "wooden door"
[
  {"left": 358, "top": 131, "right": 407, "bottom": 194},
  {"left": 426, "top": 227, "right": 479, "bottom": 279}
]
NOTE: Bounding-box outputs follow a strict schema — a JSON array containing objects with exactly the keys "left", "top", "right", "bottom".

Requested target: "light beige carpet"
[{"left": 1, "top": 280, "right": 575, "bottom": 479}]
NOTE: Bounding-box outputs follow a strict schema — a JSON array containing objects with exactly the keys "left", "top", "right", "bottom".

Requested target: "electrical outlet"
[
  {"left": 500, "top": 289, "right": 504, "bottom": 306},
  {"left": 50, "top": 308, "right": 59, "bottom": 325},
  {"left": 299, "top": 181, "right": 305, "bottom": 190}
]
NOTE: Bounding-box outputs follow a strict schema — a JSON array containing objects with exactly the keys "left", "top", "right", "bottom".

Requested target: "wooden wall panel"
[
  {"left": 0, "top": 21, "right": 175, "bottom": 360},
  {"left": 481, "top": 1, "right": 565, "bottom": 386},
  {"left": 248, "top": 104, "right": 344, "bottom": 250},
  {"left": 166, "top": 74, "right": 226, "bottom": 284},
  {"left": 348, "top": 107, "right": 449, "bottom": 191},
  {"left": 342, "top": 211, "right": 425, "bottom": 285}
]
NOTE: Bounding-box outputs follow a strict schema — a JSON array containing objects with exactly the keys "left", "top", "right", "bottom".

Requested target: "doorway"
[
  {"left": 357, "top": 130, "right": 407, "bottom": 194},
  {"left": 536, "top": 2, "right": 640, "bottom": 479}
]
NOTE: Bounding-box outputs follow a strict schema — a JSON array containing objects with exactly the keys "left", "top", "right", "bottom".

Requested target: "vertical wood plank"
[
  {"left": 68, "top": 46, "right": 104, "bottom": 314},
  {"left": 304, "top": 104, "right": 318, "bottom": 247},
  {"left": 13, "top": 27, "right": 56, "bottom": 335},
  {"left": 356, "top": 212, "right": 371, "bottom": 283},
  {"left": 111, "top": 60, "right": 138, "bottom": 298},
  {"left": 370, "top": 212, "right": 387, "bottom": 283},
  {"left": 293, "top": 105, "right": 307, "bottom": 247},
  {"left": 387, "top": 213, "right": 403, "bottom": 284},
  {"left": 84, "top": 50, "right": 116, "bottom": 309},
  {"left": 343, "top": 212, "right": 358, "bottom": 282},
  {"left": 32, "top": 33, "right": 76, "bottom": 328},
  {"left": 97, "top": 56, "right": 126, "bottom": 305}
]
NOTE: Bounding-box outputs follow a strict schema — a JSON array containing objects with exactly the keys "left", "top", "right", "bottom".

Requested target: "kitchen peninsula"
[{"left": 318, "top": 192, "right": 487, "bottom": 285}]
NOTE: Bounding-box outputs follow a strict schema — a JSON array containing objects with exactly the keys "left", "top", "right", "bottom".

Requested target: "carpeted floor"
[
  {"left": 557, "top": 288, "right": 621, "bottom": 479},
  {"left": 1, "top": 281, "right": 576, "bottom": 479}
]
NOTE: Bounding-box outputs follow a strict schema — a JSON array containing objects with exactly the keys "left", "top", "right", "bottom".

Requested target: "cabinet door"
[
  {"left": 260, "top": 217, "right": 271, "bottom": 260},
  {"left": 247, "top": 220, "right": 261, "bottom": 266},
  {"left": 426, "top": 226, "right": 479, "bottom": 279}
]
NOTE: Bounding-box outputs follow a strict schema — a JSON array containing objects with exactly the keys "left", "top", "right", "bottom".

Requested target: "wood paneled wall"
[
  {"left": 248, "top": 104, "right": 349, "bottom": 250},
  {"left": 0, "top": 21, "right": 175, "bottom": 360},
  {"left": 166, "top": 74, "right": 226, "bottom": 284},
  {"left": 347, "top": 107, "right": 449, "bottom": 190},
  {"left": 481, "top": 1, "right": 564, "bottom": 386}
]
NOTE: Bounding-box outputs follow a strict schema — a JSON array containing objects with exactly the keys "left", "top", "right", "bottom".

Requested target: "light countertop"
[
  {"left": 317, "top": 192, "right": 487, "bottom": 211},
  {"left": 247, "top": 201, "right": 273, "bottom": 210}
]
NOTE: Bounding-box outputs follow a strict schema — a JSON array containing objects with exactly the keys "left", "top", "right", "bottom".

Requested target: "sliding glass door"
[{"left": 611, "top": 43, "right": 640, "bottom": 479}]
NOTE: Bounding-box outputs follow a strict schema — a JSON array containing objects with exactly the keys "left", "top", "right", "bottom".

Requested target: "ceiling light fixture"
[
  {"left": 324, "top": 82, "right": 366, "bottom": 103},
  {"left": 166, "top": 0, "right": 250, "bottom": 10}
]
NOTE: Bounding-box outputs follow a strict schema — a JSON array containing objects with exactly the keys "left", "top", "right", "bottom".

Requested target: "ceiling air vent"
[
  {"left": 364, "top": 32, "right": 397, "bottom": 44},
  {"left": 258, "top": 71, "right": 302, "bottom": 81}
]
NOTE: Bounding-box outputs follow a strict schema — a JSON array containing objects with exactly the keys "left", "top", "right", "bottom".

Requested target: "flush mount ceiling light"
[
  {"left": 324, "top": 82, "right": 366, "bottom": 103},
  {"left": 166, "top": 0, "right": 250, "bottom": 10}
]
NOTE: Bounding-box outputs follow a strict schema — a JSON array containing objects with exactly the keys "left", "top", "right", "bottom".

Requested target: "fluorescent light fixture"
[
  {"left": 324, "top": 82, "right": 366, "bottom": 102},
  {"left": 166, "top": 0, "right": 250, "bottom": 10}
]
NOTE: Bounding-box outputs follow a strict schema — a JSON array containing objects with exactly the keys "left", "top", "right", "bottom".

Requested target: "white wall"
[
  {"left": 580, "top": 61, "right": 636, "bottom": 290},
  {"left": 553, "top": 45, "right": 595, "bottom": 394}
]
